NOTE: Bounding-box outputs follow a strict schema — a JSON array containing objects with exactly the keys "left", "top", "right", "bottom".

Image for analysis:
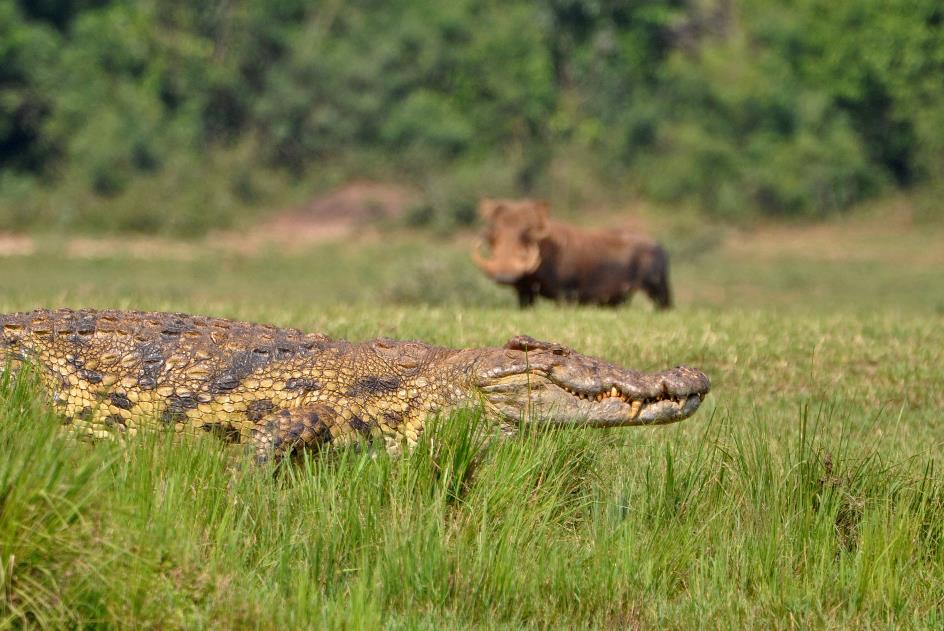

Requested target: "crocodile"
[{"left": 0, "top": 308, "right": 710, "bottom": 462}]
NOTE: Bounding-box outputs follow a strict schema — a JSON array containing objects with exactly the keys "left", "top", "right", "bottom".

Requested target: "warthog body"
[{"left": 473, "top": 199, "right": 672, "bottom": 309}]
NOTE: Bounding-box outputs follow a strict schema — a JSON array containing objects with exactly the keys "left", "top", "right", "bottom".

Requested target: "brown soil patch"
[
  {"left": 0, "top": 233, "right": 35, "bottom": 257},
  {"left": 260, "top": 181, "right": 418, "bottom": 245}
]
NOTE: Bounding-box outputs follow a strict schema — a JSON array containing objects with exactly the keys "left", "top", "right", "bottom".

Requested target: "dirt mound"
[{"left": 265, "top": 181, "right": 418, "bottom": 243}]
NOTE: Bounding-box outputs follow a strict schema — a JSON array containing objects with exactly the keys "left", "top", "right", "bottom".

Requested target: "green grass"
[{"left": 1, "top": 214, "right": 943, "bottom": 628}]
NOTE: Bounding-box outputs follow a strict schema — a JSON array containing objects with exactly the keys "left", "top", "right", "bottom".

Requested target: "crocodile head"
[{"left": 460, "top": 335, "right": 710, "bottom": 427}]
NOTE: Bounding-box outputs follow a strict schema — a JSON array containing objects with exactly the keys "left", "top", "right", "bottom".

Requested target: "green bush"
[
  {"left": 381, "top": 90, "right": 473, "bottom": 158},
  {"left": 0, "top": 0, "right": 942, "bottom": 233}
]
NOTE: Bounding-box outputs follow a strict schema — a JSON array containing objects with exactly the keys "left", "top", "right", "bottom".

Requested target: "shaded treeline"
[{"left": 1, "top": 0, "right": 942, "bottom": 233}]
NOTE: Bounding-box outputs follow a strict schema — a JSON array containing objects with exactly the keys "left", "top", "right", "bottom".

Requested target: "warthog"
[{"left": 472, "top": 199, "right": 672, "bottom": 309}]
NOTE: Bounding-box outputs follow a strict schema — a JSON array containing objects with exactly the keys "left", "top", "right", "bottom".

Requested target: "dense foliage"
[{"left": 1, "top": 0, "right": 943, "bottom": 233}]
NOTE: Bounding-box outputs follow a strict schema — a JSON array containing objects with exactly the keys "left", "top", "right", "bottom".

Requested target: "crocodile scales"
[{"left": 0, "top": 308, "right": 710, "bottom": 462}]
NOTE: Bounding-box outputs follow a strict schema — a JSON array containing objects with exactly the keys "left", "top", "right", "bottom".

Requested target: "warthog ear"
[
  {"left": 478, "top": 198, "right": 503, "bottom": 222},
  {"left": 529, "top": 200, "right": 551, "bottom": 239},
  {"left": 504, "top": 335, "right": 570, "bottom": 355}
]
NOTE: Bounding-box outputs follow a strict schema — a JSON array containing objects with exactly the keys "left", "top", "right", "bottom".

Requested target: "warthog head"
[{"left": 472, "top": 199, "right": 550, "bottom": 284}]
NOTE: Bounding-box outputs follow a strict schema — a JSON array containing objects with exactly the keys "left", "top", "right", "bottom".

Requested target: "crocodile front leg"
[{"left": 250, "top": 404, "right": 349, "bottom": 464}]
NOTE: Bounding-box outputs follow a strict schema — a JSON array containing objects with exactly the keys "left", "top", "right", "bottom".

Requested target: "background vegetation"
[{"left": 2, "top": 0, "right": 943, "bottom": 234}]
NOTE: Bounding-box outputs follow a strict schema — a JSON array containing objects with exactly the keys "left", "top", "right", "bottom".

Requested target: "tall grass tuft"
[{"left": 0, "top": 365, "right": 118, "bottom": 627}]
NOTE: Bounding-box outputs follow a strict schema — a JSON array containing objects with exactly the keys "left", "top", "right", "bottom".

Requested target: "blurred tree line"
[{"left": 1, "top": 0, "right": 942, "bottom": 234}]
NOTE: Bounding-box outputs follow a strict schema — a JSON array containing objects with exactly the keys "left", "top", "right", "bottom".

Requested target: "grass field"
[{"left": 1, "top": 207, "right": 943, "bottom": 628}]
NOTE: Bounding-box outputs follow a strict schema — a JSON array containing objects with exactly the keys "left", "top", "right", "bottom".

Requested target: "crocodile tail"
[
  {"left": 1, "top": 311, "right": 31, "bottom": 366},
  {"left": 1, "top": 314, "right": 18, "bottom": 381}
]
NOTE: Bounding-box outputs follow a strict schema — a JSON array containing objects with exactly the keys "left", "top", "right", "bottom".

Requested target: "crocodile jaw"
[{"left": 477, "top": 372, "right": 707, "bottom": 427}]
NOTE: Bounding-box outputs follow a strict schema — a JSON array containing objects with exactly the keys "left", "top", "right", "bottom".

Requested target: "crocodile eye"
[
  {"left": 395, "top": 357, "right": 419, "bottom": 369},
  {"left": 503, "top": 335, "right": 570, "bottom": 355},
  {"left": 371, "top": 340, "right": 428, "bottom": 371}
]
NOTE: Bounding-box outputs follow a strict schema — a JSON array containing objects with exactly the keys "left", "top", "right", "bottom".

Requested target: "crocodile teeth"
[
  {"left": 629, "top": 400, "right": 642, "bottom": 418},
  {"left": 610, "top": 386, "right": 619, "bottom": 397}
]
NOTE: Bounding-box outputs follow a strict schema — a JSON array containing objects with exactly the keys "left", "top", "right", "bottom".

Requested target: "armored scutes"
[
  {"left": 473, "top": 199, "right": 673, "bottom": 309},
  {"left": 1, "top": 309, "right": 709, "bottom": 462}
]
